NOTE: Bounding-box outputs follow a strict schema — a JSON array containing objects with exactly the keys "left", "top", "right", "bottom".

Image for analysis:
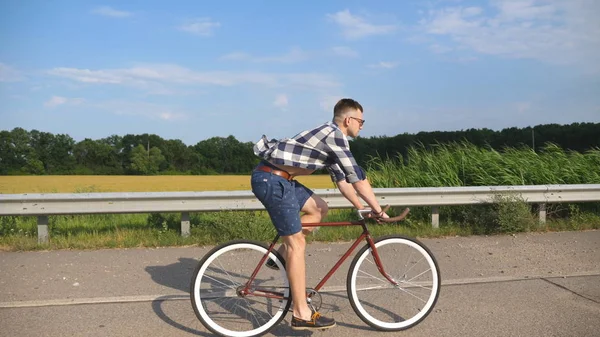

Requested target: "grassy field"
[
  {"left": 2, "top": 142, "right": 599, "bottom": 251},
  {"left": 0, "top": 174, "right": 336, "bottom": 194}
]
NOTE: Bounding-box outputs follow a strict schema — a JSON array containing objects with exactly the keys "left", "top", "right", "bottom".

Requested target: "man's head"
[{"left": 333, "top": 98, "right": 364, "bottom": 138}]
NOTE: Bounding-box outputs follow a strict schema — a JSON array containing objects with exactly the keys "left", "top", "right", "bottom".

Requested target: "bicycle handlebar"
[{"left": 357, "top": 205, "right": 410, "bottom": 223}]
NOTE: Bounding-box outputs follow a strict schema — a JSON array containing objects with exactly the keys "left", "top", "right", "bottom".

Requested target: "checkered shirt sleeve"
[{"left": 253, "top": 122, "right": 365, "bottom": 184}]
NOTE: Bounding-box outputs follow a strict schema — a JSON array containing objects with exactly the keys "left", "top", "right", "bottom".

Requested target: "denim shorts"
[{"left": 251, "top": 163, "right": 314, "bottom": 236}]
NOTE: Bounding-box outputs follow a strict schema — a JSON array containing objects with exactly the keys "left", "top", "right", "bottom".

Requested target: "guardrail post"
[
  {"left": 181, "top": 212, "right": 190, "bottom": 237},
  {"left": 37, "top": 215, "right": 49, "bottom": 244},
  {"left": 431, "top": 206, "right": 439, "bottom": 229},
  {"left": 538, "top": 203, "right": 546, "bottom": 225}
]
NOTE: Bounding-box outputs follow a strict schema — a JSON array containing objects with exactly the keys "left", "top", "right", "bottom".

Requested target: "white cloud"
[
  {"left": 47, "top": 68, "right": 124, "bottom": 84},
  {"left": 96, "top": 100, "right": 187, "bottom": 121},
  {"left": 220, "top": 47, "right": 309, "bottom": 63},
  {"left": 516, "top": 101, "right": 532, "bottom": 112},
  {"left": 178, "top": 18, "right": 221, "bottom": 36},
  {"left": 463, "top": 6, "right": 483, "bottom": 17},
  {"left": 419, "top": 0, "right": 600, "bottom": 72},
  {"left": 367, "top": 61, "right": 399, "bottom": 69},
  {"left": 331, "top": 46, "right": 359, "bottom": 58},
  {"left": 256, "top": 48, "right": 308, "bottom": 63},
  {"left": 91, "top": 6, "right": 132, "bottom": 18},
  {"left": 44, "top": 96, "right": 85, "bottom": 108},
  {"left": 0, "top": 63, "right": 24, "bottom": 82},
  {"left": 456, "top": 56, "right": 479, "bottom": 63},
  {"left": 320, "top": 95, "right": 343, "bottom": 112},
  {"left": 273, "top": 94, "right": 289, "bottom": 109},
  {"left": 47, "top": 64, "right": 341, "bottom": 91},
  {"left": 327, "top": 9, "right": 397, "bottom": 39},
  {"left": 220, "top": 52, "right": 251, "bottom": 61},
  {"left": 429, "top": 44, "right": 453, "bottom": 54},
  {"left": 158, "top": 112, "right": 182, "bottom": 120}
]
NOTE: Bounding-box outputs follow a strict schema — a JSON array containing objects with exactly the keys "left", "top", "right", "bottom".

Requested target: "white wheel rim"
[
  {"left": 192, "top": 243, "right": 289, "bottom": 337},
  {"left": 350, "top": 238, "right": 439, "bottom": 329}
]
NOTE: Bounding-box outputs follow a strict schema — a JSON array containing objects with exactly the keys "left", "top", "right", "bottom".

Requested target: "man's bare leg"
[
  {"left": 274, "top": 194, "right": 328, "bottom": 264},
  {"left": 277, "top": 195, "right": 328, "bottom": 320},
  {"left": 282, "top": 231, "right": 312, "bottom": 320}
]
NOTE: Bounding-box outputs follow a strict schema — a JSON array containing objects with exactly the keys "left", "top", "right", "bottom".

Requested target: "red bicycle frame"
[{"left": 239, "top": 219, "right": 398, "bottom": 299}]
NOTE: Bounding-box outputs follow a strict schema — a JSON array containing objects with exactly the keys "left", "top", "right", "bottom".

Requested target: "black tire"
[
  {"left": 190, "top": 240, "right": 291, "bottom": 337},
  {"left": 346, "top": 235, "right": 441, "bottom": 331}
]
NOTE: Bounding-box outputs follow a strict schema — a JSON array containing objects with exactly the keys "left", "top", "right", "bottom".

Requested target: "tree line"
[{"left": 1, "top": 122, "right": 598, "bottom": 175}]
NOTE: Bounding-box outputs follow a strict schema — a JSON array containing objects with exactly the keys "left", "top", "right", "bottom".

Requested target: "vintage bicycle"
[{"left": 190, "top": 206, "right": 441, "bottom": 337}]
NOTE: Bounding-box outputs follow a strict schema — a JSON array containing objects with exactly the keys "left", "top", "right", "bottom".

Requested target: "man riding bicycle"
[{"left": 251, "top": 98, "right": 389, "bottom": 330}]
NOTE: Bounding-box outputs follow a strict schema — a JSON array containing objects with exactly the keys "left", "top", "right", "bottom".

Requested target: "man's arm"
[
  {"left": 352, "top": 179, "right": 386, "bottom": 214},
  {"left": 336, "top": 179, "right": 363, "bottom": 209},
  {"left": 324, "top": 130, "right": 387, "bottom": 216},
  {"left": 336, "top": 179, "right": 388, "bottom": 218}
]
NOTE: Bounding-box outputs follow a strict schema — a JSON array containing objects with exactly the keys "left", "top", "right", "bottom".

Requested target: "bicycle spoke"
[
  {"left": 202, "top": 274, "right": 238, "bottom": 291},
  {"left": 217, "top": 259, "right": 241, "bottom": 287},
  {"left": 400, "top": 255, "right": 425, "bottom": 278},
  {"left": 402, "top": 250, "right": 414, "bottom": 272},
  {"left": 357, "top": 268, "right": 389, "bottom": 285},
  {"left": 407, "top": 268, "right": 432, "bottom": 283},
  {"left": 353, "top": 284, "right": 389, "bottom": 291},
  {"left": 242, "top": 297, "right": 265, "bottom": 327},
  {"left": 395, "top": 284, "right": 429, "bottom": 304},
  {"left": 197, "top": 289, "right": 237, "bottom": 298},
  {"left": 399, "top": 281, "right": 433, "bottom": 291}
]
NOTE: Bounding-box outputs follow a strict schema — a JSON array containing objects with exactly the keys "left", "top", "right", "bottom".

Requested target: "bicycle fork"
[{"left": 366, "top": 235, "right": 399, "bottom": 286}]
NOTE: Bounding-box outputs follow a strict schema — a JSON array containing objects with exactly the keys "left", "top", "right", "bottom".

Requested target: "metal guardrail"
[{"left": 1, "top": 184, "right": 599, "bottom": 243}]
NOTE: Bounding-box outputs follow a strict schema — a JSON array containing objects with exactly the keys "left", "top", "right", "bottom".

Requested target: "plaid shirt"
[{"left": 253, "top": 121, "right": 365, "bottom": 183}]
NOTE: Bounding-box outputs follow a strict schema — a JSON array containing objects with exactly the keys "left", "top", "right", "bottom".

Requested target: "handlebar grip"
[
  {"left": 377, "top": 207, "right": 410, "bottom": 223},
  {"left": 356, "top": 205, "right": 410, "bottom": 222}
]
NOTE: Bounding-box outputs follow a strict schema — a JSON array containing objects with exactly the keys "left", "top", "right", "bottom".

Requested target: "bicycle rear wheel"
[
  {"left": 347, "top": 235, "right": 440, "bottom": 331},
  {"left": 190, "top": 240, "right": 291, "bottom": 337}
]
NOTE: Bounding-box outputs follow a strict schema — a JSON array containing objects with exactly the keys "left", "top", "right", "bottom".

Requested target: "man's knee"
[
  {"left": 319, "top": 201, "right": 329, "bottom": 219},
  {"left": 284, "top": 231, "right": 306, "bottom": 253},
  {"left": 311, "top": 197, "right": 329, "bottom": 221}
]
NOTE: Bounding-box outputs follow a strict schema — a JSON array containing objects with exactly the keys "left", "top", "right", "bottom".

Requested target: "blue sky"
[{"left": 1, "top": 0, "right": 599, "bottom": 145}]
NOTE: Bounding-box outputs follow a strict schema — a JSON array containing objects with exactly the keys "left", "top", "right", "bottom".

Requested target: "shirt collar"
[{"left": 329, "top": 120, "right": 341, "bottom": 130}]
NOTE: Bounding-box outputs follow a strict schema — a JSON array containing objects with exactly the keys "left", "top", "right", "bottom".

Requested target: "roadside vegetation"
[{"left": 1, "top": 142, "right": 599, "bottom": 251}]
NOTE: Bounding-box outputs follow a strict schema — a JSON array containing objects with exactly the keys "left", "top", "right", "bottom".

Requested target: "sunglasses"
[{"left": 349, "top": 117, "right": 365, "bottom": 126}]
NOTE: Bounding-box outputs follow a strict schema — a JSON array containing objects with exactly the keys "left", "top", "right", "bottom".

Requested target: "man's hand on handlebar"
[
  {"left": 357, "top": 205, "right": 410, "bottom": 223},
  {"left": 368, "top": 209, "right": 389, "bottom": 223}
]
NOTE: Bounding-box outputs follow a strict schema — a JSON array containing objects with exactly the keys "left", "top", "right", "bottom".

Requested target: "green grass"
[
  {"left": 366, "top": 142, "right": 600, "bottom": 187},
  {"left": 1, "top": 141, "right": 599, "bottom": 251},
  {"left": 1, "top": 207, "right": 598, "bottom": 251}
]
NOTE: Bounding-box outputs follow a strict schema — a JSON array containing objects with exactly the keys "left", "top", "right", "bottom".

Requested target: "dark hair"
[{"left": 333, "top": 98, "right": 363, "bottom": 118}]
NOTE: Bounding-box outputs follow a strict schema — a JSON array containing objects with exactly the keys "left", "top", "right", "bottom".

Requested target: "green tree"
[
  {"left": 128, "top": 145, "right": 165, "bottom": 175},
  {"left": 0, "top": 130, "right": 15, "bottom": 174},
  {"left": 74, "top": 139, "right": 121, "bottom": 174},
  {"left": 148, "top": 147, "right": 166, "bottom": 174},
  {"left": 162, "top": 139, "right": 200, "bottom": 173},
  {"left": 193, "top": 135, "right": 257, "bottom": 174},
  {"left": 48, "top": 133, "right": 76, "bottom": 173},
  {"left": 6, "top": 128, "right": 39, "bottom": 174}
]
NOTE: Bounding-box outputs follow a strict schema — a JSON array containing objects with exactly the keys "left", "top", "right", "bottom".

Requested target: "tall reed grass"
[
  {"left": 366, "top": 142, "right": 600, "bottom": 188},
  {"left": 365, "top": 141, "right": 600, "bottom": 234}
]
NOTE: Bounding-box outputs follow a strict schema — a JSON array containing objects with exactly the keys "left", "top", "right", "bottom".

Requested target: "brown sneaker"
[{"left": 291, "top": 311, "right": 336, "bottom": 330}]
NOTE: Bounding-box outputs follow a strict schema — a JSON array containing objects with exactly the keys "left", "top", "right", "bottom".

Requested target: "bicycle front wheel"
[
  {"left": 190, "top": 240, "right": 291, "bottom": 337},
  {"left": 347, "top": 235, "right": 441, "bottom": 331}
]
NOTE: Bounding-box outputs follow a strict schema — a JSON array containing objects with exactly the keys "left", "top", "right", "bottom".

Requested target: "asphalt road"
[{"left": 1, "top": 230, "right": 599, "bottom": 337}]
